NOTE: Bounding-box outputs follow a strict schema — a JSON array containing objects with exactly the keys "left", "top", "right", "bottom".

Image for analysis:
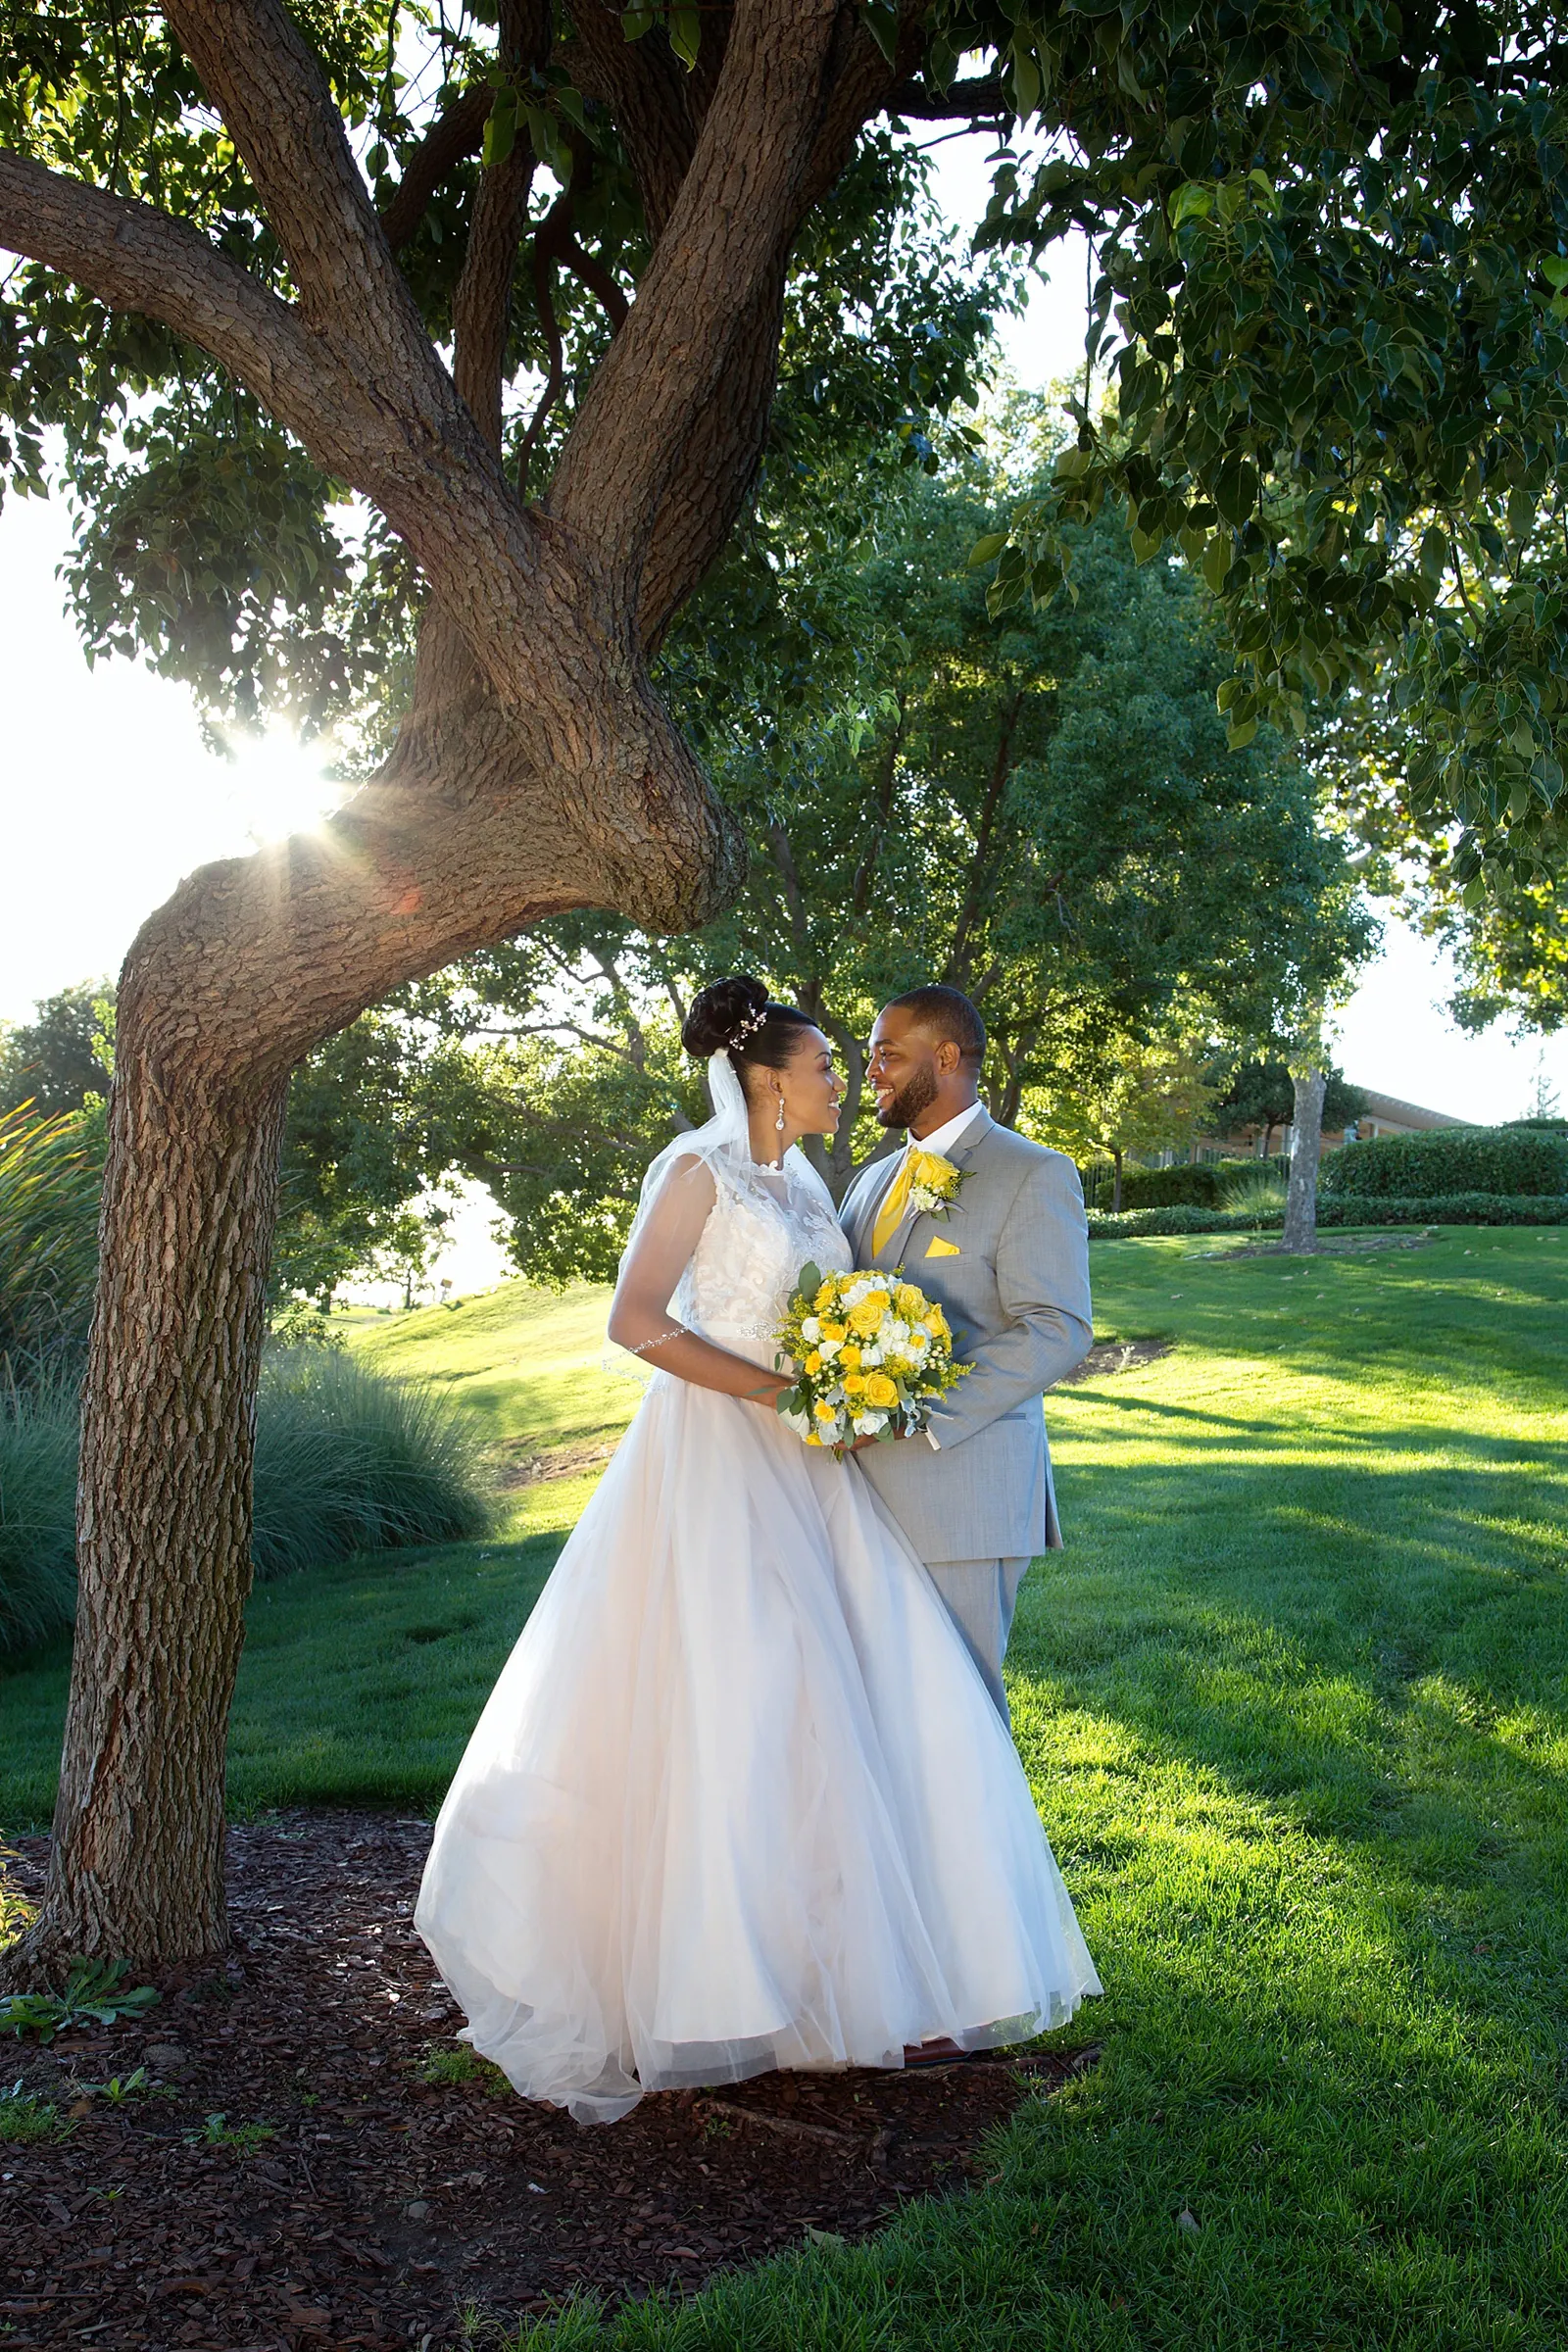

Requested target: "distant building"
[
  {"left": 1345, "top": 1090, "right": 1463, "bottom": 1143},
  {"left": 1205, "top": 1084, "right": 1463, "bottom": 1160}
]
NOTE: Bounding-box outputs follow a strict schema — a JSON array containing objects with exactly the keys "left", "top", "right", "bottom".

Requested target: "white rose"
[
  {"left": 801, "top": 1316, "right": 821, "bottom": 1342},
  {"left": 819, "top": 1337, "right": 842, "bottom": 1358},
  {"left": 779, "top": 1407, "right": 810, "bottom": 1439}
]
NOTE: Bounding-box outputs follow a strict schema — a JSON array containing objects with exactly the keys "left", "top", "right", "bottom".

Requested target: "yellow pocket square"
[{"left": 925, "top": 1236, "right": 960, "bottom": 1258}]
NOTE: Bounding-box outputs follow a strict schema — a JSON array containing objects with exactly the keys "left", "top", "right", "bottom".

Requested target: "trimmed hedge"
[
  {"left": 1318, "top": 1193, "right": 1568, "bottom": 1228},
  {"left": 1087, "top": 1204, "right": 1262, "bottom": 1238},
  {"left": 1321, "top": 1126, "right": 1568, "bottom": 1199},
  {"left": 1103, "top": 1159, "right": 1264, "bottom": 1211},
  {"left": 1086, "top": 1193, "right": 1568, "bottom": 1239}
]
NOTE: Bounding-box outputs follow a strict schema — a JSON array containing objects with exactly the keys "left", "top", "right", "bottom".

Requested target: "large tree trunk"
[
  {"left": 38, "top": 1042, "right": 288, "bottom": 1961},
  {"left": 1282, "top": 1066, "right": 1327, "bottom": 1254}
]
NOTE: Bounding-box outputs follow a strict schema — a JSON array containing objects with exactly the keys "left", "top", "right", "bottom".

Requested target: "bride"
[{"left": 416, "top": 975, "right": 1101, "bottom": 2123}]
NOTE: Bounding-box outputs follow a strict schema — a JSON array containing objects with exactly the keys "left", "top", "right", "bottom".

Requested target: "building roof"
[{"left": 1353, "top": 1089, "right": 1463, "bottom": 1132}]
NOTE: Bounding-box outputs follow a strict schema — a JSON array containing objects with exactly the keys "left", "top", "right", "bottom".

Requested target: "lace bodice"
[{"left": 674, "top": 1151, "right": 852, "bottom": 1368}]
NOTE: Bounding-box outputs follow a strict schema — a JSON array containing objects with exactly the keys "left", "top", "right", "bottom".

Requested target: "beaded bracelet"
[{"left": 627, "top": 1324, "right": 688, "bottom": 1356}]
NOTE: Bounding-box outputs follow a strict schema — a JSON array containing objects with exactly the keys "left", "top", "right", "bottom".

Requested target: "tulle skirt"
[{"left": 415, "top": 1370, "right": 1101, "bottom": 2122}]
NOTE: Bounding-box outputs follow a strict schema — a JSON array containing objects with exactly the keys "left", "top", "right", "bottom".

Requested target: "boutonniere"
[{"left": 906, "top": 1149, "right": 966, "bottom": 1218}]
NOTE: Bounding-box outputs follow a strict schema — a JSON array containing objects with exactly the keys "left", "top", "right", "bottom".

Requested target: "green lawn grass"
[{"left": 4, "top": 1231, "right": 1566, "bottom": 2346}]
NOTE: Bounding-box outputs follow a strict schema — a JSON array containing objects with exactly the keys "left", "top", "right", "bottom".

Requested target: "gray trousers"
[{"left": 926, "top": 1555, "right": 1033, "bottom": 1725}]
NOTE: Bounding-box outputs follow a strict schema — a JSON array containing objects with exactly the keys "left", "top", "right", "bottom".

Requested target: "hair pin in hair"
[{"left": 728, "top": 1004, "right": 768, "bottom": 1046}]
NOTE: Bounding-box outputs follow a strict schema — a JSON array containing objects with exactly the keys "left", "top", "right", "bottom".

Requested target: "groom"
[{"left": 840, "top": 986, "right": 1092, "bottom": 1723}]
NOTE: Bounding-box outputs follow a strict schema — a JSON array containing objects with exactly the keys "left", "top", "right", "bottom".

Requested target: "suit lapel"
[{"left": 872, "top": 1109, "right": 995, "bottom": 1270}]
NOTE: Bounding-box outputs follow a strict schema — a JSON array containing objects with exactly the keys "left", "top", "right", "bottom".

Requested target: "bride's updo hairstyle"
[{"left": 682, "top": 974, "right": 815, "bottom": 1097}]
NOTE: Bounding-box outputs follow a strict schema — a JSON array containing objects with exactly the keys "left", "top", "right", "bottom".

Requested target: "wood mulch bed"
[{"left": 1, "top": 1813, "right": 1097, "bottom": 2349}]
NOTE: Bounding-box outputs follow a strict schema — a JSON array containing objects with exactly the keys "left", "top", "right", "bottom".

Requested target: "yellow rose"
[
  {"left": 910, "top": 1150, "right": 950, "bottom": 1184},
  {"left": 864, "top": 1373, "right": 898, "bottom": 1408},
  {"left": 843, "top": 1373, "right": 866, "bottom": 1397},
  {"left": 848, "top": 1298, "right": 886, "bottom": 1337},
  {"left": 814, "top": 1283, "right": 836, "bottom": 1312},
  {"left": 894, "top": 1283, "right": 925, "bottom": 1319},
  {"left": 820, "top": 1320, "right": 847, "bottom": 1343},
  {"left": 925, "top": 1306, "right": 950, "bottom": 1340},
  {"left": 805, "top": 1432, "right": 822, "bottom": 1446},
  {"left": 840, "top": 1344, "right": 862, "bottom": 1371},
  {"left": 805, "top": 1350, "right": 822, "bottom": 1373},
  {"left": 813, "top": 1399, "right": 837, "bottom": 1421}
]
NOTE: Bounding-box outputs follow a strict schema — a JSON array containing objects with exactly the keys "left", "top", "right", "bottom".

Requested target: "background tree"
[
  {"left": 1024, "top": 1027, "right": 1219, "bottom": 1211},
  {"left": 0, "top": 983, "right": 113, "bottom": 1118},
  {"left": 975, "top": 0, "right": 1568, "bottom": 897},
  {"left": 1211, "top": 1059, "right": 1368, "bottom": 1158}
]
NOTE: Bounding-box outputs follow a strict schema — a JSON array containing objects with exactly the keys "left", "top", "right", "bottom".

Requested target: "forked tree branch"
[
  {"left": 0, "top": 148, "right": 335, "bottom": 446},
  {"left": 451, "top": 0, "right": 553, "bottom": 450},
  {"left": 630, "top": 5, "right": 913, "bottom": 644},
  {"left": 566, "top": 0, "right": 703, "bottom": 238},
  {"left": 164, "top": 0, "right": 434, "bottom": 374},
  {"left": 0, "top": 143, "right": 537, "bottom": 640},
  {"left": 381, "top": 86, "right": 493, "bottom": 252},
  {"left": 549, "top": 0, "right": 841, "bottom": 588}
]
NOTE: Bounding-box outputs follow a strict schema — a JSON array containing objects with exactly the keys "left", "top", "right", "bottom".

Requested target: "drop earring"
[{"left": 775, "top": 1093, "right": 786, "bottom": 1165}]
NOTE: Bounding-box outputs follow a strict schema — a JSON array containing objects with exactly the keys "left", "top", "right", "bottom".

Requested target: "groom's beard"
[{"left": 876, "top": 1064, "right": 939, "bottom": 1131}]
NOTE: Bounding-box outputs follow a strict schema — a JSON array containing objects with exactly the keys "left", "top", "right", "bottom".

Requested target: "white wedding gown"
[{"left": 416, "top": 1134, "right": 1101, "bottom": 2124}]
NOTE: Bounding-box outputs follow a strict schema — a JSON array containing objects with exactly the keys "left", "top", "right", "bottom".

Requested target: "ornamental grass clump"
[
  {"left": 0, "top": 1103, "right": 102, "bottom": 1390},
  {"left": 1217, "top": 1166, "right": 1290, "bottom": 1219},
  {"left": 251, "top": 1348, "right": 495, "bottom": 1581},
  {"left": 0, "top": 1376, "right": 78, "bottom": 1655},
  {"left": 0, "top": 1350, "right": 495, "bottom": 1656}
]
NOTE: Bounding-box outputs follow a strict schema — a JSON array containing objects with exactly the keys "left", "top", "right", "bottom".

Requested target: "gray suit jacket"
[{"left": 839, "top": 1110, "right": 1092, "bottom": 1563}]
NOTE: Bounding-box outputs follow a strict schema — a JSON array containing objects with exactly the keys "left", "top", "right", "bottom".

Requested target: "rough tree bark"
[
  {"left": 0, "top": 0, "right": 927, "bottom": 1972},
  {"left": 1282, "top": 1065, "right": 1328, "bottom": 1254}
]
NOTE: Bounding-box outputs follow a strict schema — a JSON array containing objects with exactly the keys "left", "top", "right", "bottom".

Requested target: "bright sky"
[{"left": 0, "top": 131, "right": 1562, "bottom": 1297}]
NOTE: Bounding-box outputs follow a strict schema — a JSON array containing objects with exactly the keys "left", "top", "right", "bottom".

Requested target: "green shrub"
[
  {"left": 1317, "top": 1192, "right": 1568, "bottom": 1228},
  {"left": 0, "top": 1379, "right": 78, "bottom": 1654},
  {"left": 1087, "top": 1204, "right": 1261, "bottom": 1238},
  {"left": 1321, "top": 1126, "right": 1568, "bottom": 1198},
  {"left": 0, "top": 1103, "right": 102, "bottom": 1387},
  {"left": 1085, "top": 1193, "right": 1568, "bottom": 1240},
  {"left": 1119, "top": 1161, "right": 1221, "bottom": 1209},
  {"left": 251, "top": 1348, "right": 495, "bottom": 1580},
  {"left": 0, "top": 1351, "right": 495, "bottom": 1657}
]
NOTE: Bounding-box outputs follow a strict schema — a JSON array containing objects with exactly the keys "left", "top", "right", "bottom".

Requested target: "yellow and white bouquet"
[{"left": 772, "top": 1262, "right": 969, "bottom": 1456}]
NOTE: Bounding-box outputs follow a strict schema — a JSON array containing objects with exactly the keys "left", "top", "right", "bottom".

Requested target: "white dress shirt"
[{"left": 906, "top": 1101, "right": 985, "bottom": 1160}]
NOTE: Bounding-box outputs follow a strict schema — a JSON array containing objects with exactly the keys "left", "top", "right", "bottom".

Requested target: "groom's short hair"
[{"left": 885, "top": 985, "right": 986, "bottom": 1068}]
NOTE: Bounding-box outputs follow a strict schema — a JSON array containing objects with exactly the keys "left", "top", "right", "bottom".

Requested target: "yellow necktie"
[{"left": 870, "top": 1152, "right": 913, "bottom": 1257}]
